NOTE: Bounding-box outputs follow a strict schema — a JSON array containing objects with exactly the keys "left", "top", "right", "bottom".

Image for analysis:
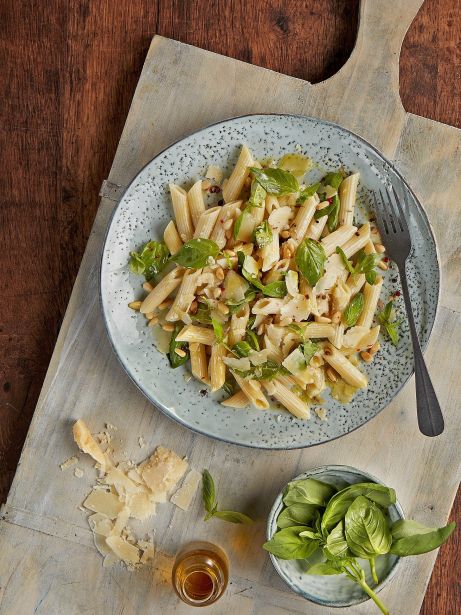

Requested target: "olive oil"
[{"left": 172, "top": 541, "right": 229, "bottom": 606}]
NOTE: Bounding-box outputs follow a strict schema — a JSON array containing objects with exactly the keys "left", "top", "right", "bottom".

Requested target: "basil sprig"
[
  {"left": 263, "top": 477, "right": 455, "bottom": 615},
  {"left": 232, "top": 359, "right": 282, "bottom": 381},
  {"left": 239, "top": 252, "right": 287, "bottom": 298},
  {"left": 377, "top": 300, "right": 402, "bottom": 346},
  {"left": 250, "top": 167, "right": 299, "bottom": 195},
  {"left": 254, "top": 220, "right": 273, "bottom": 248},
  {"left": 168, "top": 323, "right": 189, "bottom": 368},
  {"left": 129, "top": 240, "right": 170, "bottom": 280},
  {"left": 336, "top": 246, "right": 380, "bottom": 285},
  {"left": 202, "top": 470, "right": 253, "bottom": 524},
  {"left": 297, "top": 182, "right": 321, "bottom": 205},
  {"left": 295, "top": 239, "right": 326, "bottom": 286},
  {"left": 172, "top": 238, "right": 219, "bottom": 268},
  {"left": 342, "top": 292, "right": 364, "bottom": 328}
]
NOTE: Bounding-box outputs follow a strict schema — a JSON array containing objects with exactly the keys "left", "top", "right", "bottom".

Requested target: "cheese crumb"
[
  {"left": 74, "top": 467, "right": 84, "bottom": 478},
  {"left": 315, "top": 407, "right": 328, "bottom": 421},
  {"left": 138, "top": 436, "right": 146, "bottom": 449},
  {"left": 60, "top": 456, "right": 78, "bottom": 471}
]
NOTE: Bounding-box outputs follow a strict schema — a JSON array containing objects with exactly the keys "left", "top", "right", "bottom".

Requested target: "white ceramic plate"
[{"left": 100, "top": 114, "right": 439, "bottom": 449}]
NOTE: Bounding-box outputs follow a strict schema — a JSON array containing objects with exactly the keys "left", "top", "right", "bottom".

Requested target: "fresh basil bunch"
[{"left": 264, "top": 478, "right": 455, "bottom": 614}]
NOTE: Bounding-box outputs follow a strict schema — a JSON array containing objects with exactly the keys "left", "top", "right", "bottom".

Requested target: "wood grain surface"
[{"left": 0, "top": 1, "right": 459, "bottom": 612}]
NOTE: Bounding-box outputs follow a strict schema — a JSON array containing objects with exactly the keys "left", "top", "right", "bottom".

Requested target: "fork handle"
[{"left": 398, "top": 264, "right": 444, "bottom": 436}]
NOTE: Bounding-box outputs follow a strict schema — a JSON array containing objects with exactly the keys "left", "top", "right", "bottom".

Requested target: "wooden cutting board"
[{"left": 1, "top": 1, "right": 460, "bottom": 613}]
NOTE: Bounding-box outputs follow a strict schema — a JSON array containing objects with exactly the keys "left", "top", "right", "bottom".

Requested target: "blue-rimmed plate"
[{"left": 100, "top": 114, "right": 439, "bottom": 449}]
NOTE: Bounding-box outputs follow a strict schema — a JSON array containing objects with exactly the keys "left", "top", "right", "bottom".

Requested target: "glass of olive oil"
[{"left": 172, "top": 541, "right": 229, "bottom": 606}]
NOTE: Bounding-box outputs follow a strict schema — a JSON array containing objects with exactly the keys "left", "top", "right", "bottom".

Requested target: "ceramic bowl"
[
  {"left": 266, "top": 465, "right": 404, "bottom": 608},
  {"left": 100, "top": 113, "right": 440, "bottom": 449}
]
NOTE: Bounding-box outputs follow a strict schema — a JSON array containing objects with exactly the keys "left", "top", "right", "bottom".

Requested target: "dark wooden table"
[{"left": 1, "top": 1, "right": 459, "bottom": 612}]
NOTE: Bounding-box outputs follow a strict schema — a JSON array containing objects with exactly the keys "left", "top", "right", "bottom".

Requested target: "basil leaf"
[
  {"left": 262, "top": 280, "right": 287, "bottom": 298},
  {"left": 277, "top": 503, "right": 319, "bottom": 529},
  {"left": 335, "top": 246, "right": 355, "bottom": 274},
  {"left": 307, "top": 562, "right": 342, "bottom": 575},
  {"left": 295, "top": 239, "right": 326, "bottom": 286},
  {"left": 321, "top": 483, "right": 396, "bottom": 531},
  {"left": 288, "top": 323, "right": 305, "bottom": 337},
  {"left": 226, "top": 289, "right": 257, "bottom": 314},
  {"left": 314, "top": 201, "right": 335, "bottom": 220},
  {"left": 283, "top": 478, "right": 336, "bottom": 507},
  {"left": 202, "top": 470, "right": 217, "bottom": 516},
  {"left": 389, "top": 520, "right": 456, "bottom": 556},
  {"left": 221, "top": 380, "right": 234, "bottom": 397},
  {"left": 237, "top": 250, "right": 246, "bottom": 270},
  {"left": 327, "top": 194, "right": 340, "bottom": 232},
  {"left": 250, "top": 167, "right": 299, "bottom": 195},
  {"left": 211, "top": 317, "right": 224, "bottom": 343},
  {"left": 233, "top": 360, "right": 282, "bottom": 381},
  {"left": 300, "top": 340, "right": 319, "bottom": 364},
  {"left": 213, "top": 510, "right": 253, "bottom": 524},
  {"left": 254, "top": 220, "right": 273, "bottom": 248},
  {"left": 324, "top": 520, "right": 351, "bottom": 559},
  {"left": 245, "top": 329, "right": 260, "bottom": 351},
  {"left": 263, "top": 526, "right": 319, "bottom": 560},
  {"left": 322, "top": 171, "right": 343, "bottom": 190},
  {"left": 377, "top": 301, "right": 402, "bottom": 346},
  {"left": 232, "top": 341, "right": 252, "bottom": 358},
  {"left": 248, "top": 180, "right": 267, "bottom": 209},
  {"left": 233, "top": 210, "right": 246, "bottom": 240},
  {"left": 168, "top": 323, "right": 189, "bottom": 368},
  {"left": 129, "top": 240, "right": 170, "bottom": 280},
  {"left": 343, "top": 293, "right": 365, "bottom": 327},
  {"left": 297, "top": 182, "right": 321, "bottom": 205},
  {"left": 354, "top": 249, "right": 380, "bottom": 282},
  {"left": 345, "top": 496, "right": 392, "bottom": 558},
  {"left": 299, "top": 529, "right": 320, "bottom": 540},
  {"left": 193, "top": 303, "right": 212, "bottom": 324},
  {"left": 173, "top": 238, "right": 219, "bottom": 268}
]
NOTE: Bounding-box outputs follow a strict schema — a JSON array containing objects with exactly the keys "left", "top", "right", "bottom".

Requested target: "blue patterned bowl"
[
  {"left": 266, "top": 465, "right": 404, "bottom": 608},
  {"left": 100, "top": 113, "right": 439, "bottom": 448}
]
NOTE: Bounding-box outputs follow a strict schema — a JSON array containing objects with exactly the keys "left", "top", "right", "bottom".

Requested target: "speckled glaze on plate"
[
  {"left": 100, "top": 114, "right": 440, "bottom": 449},
  {"left": 266, "top": 465, "right": 404, "bottom": 608}
]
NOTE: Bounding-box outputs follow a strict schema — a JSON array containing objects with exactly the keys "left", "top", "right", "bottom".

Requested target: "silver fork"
[{"left": 373, "top": 185, "right": 444, "bottom": 437}]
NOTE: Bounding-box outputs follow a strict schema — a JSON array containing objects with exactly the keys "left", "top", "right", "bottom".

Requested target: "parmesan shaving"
[
  {"left": 73, "top": 419, "right": 110, "bottom": 473},
  {"left": 60, "top": 456, "right": 78, "bottom": 471},
  {"left": 141, "top": 446, "right": 188, "bottom": 500},
  {"left": 170, "top": 469, "right": 201, "bottom": 511},
  {"left": 83, "top": 490, "right": 125, "bottom": 519},
  {"left": 106, "top": 536, "right": 140, "bottom": 565}
]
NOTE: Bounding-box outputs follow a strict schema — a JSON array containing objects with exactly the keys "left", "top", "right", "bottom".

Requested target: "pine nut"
[
  {"left": 202, "top": 179, "right": 212, "bottom": 190},
  {"left": 217, "top": 301, "right": 229, "bottom": 315},
  {"left": 326, "top": 367, "right": 338, "bottom": 382},
  {"left": 212, "top": 287, "right": 222, "bottom": 299},
  {"left": 361, "top": 351, "right": 373, "bottom": 363},
  {"left": 280, "top": 230, "right": 290, "bottom": 239},
  {"left": 189, "top": 301, "right": 198, "bottom": 315},
  {"left": 223, "top": 219, "right": 233, "bottom": 231},
  {"left": 257, "top": 323, "right": 265, "bottom": 335},
  {"left": 158, "top": 299, "right": 173, "bottom": 310},
  {"left": 377, "top": 261, "right": 388, "bottom": 270},
  {"left": 143, "top": 281, "right": 154, "bottom": 292},
  {"left": 148, "top": 316, "right": 159, "bottom": 327},
  {"left": 145, "top": 312, "right": 155, "bottom": 320},
  {"left": 332, "top": 311, "right": 341, "bottom": 324},
  {"left": 244, "top": 176, "right": 252, "bottom": 187},
  {"left": 175, "top": 348, "right": 186, "bottom": 357},
  {"left": 370, "top": 341, "right": 381, "bottom": 355},
  {"left": 215, "top": 266, "right": 225, "bottom": 281},
  {"left": 128, "top": 301, "right": 142, "bottom": 311},
  {"left": 315, "top": 315, "right": 331, "bottom": 324},
  {"left": 375, "top": 243, "right": 385, "bottom": 254},
  {"left": 162, "top": 323, "right": 174, "bottom": 332}
]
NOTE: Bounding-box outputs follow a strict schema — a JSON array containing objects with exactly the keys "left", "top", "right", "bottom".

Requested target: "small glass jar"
[{"left": 172, "top": 541, "right": 229, "bottom": 607}]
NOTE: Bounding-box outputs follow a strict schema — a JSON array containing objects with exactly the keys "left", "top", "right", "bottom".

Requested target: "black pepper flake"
[
  {"left": 200, "top": 389, "right": 208, "bottom": 397},
  {"left": 217, "top": 199, "right": 224, "bottom": 206}
]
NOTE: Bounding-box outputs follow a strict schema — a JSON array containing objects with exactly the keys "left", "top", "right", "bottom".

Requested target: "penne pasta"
[
  {"left": 189, "top": 342, "right": 208, "bottom": 381},
  {"left": 210, "top": 201, "right": 241, "bottom": 248},
  {"left": 338, "top": 172, "right": 359, "bottom": 226},
  {"left": 210, "top": 343, "right": 227, "bottom": 391},
  {"left": 221, "top": 390, "right": 249, "bottom": 408},
  {"left": 175, "top": 325, "right": 216, "bottom": 346},
  {"left": 260, "top": 229, "right": 280, "bottom": 272},
  {"left": 263, "top": 379, "right": 310, "bottom": 419},
  {"left": 341, "top": 223, "right": 370, "bottom": 258},
  {"left": 163, "top": 220, "right": 183, "bottom": 255},
  {"left": 188, "top": 180, "right": 206, "bottom": 227},
  {"left": 140, "top": 267, "right": 184, "bottom": 314},
  {"left": 290, "top": 196, "right": 317, "bottom": 244},
  {"left": 193, "top": 207, "right": 221, "bottom": 239},
  {"left": 166, "top": 269, "right": 202, "bottom": 322},
  {"left": 306, "top": 214, "right": 328, "bottom": 241},
  {"left": 323, "top": 343, "right": 368, "bottom": 388},
  {"left": 357, "top": 277, "right": 384, "bottom": 329},
  {"left": 321, "top": 224, "right": 357, "bottom": 256},
  {"left": 228, "top": 304, "right": 249, "bottom": 346},
  {"left": 346, "top": 272, "right": 366, "bottom": 297},
  {"left": 233, "top": 374, "right": 269, "bottom": 409},
  {"left": 169, "top": 183, "right": 193, "bottom": 241},
  {"left": 222, "top": 145, "right": 254, "bottom": 202},
  {"left": 303, "top": 323, "right": 335, "bottom": 338}
]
